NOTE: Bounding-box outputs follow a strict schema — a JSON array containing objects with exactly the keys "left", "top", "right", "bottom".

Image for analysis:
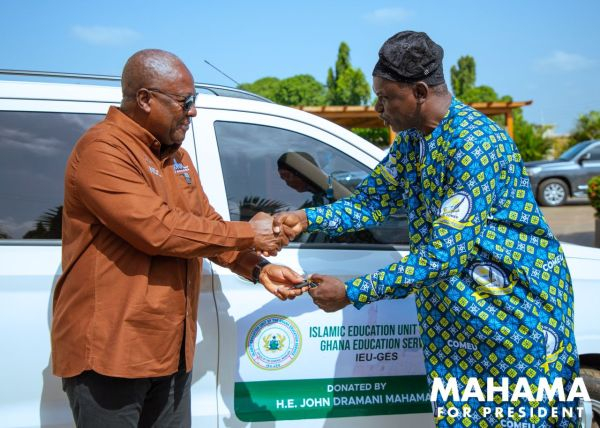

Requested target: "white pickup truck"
[{"left": 0, "top": 71, "right": 598, "bottom": 428}]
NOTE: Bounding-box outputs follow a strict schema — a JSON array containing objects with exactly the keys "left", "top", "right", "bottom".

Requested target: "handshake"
[
  {"left": 248, "top": 210, "right": 307, "bottom": 256},
  {"left": 246, "top": 210, "right": 350, "bottom": 313}
]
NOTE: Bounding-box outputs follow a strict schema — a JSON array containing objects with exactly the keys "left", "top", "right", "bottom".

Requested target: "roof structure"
[{"left": 296, "top": 100, "right": 532, "bottom": 144}]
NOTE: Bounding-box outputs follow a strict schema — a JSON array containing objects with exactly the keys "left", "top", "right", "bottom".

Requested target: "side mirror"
[{"left": 579, "top": 152, "right": 592, "bottom": 164}]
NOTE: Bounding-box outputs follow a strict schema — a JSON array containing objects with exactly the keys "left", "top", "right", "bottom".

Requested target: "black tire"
[
  {"left": 581, "top": 367, "right": 600, "bottom": 428},
  {"left": 537, "top": 178, "right": 568, "bottom": 206}
]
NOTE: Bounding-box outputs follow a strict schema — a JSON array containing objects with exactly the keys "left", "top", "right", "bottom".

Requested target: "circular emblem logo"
[
  {"left": 469, "top": 263, "right": 518, "bottom": 301},
  {"left": 542, "top": 326, "right": 559, "bottom": 356},
  {"left": 440, "top": 192, "right": 472, "bottom": 222},
  {"left": 246, "top": 315, "right": 302, "bottom": 370},
  {"left": 540, "top": 325, "right": 563, "bottom": 373},
  {"left": 472, "top": 263, "right": 507, "bottom": 288}
]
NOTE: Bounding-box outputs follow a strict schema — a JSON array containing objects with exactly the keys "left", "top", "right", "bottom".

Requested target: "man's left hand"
[
  {"left": 259, "top": 264, "right": 307, "bottom": 300},
  {"left": 308, "top": 274, "right": 351, "bottom": 312}
]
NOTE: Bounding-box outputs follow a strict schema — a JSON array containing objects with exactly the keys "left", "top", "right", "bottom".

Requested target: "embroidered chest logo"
[
  {"left": 145, "top": 156, "right": 162, "bottom": 178},
  {"left": 148, "top": 166, "right": 162, "bottom": 177},
  {"left": 173, "top": 160, "right": 192, "bottom": 184}
]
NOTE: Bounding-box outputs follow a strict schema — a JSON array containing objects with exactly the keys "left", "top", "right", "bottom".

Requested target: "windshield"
[{"left": 558, "top": 141, "right": 592, "bottom": 161}]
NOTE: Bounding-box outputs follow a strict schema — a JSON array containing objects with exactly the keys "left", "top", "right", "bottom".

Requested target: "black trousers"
[{"left": 62, "top": 363, "right": 191, "bottom": 428}]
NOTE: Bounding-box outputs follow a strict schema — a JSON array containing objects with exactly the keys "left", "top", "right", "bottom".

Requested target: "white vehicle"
[{"left": 0, "top": 70, "right": 598, "bottom": 428}]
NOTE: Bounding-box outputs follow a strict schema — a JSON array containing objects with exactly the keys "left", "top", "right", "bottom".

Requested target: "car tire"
[
  {"left": 581, "top": 367, "right": 600, "bottom": 428},
  {"left": 538, "top": 178, "right": 568, "bottom": 206}
]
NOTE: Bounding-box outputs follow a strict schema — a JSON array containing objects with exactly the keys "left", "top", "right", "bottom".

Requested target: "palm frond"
[{"left": 237, "top": 196, "right": 289, "bottom": 221}]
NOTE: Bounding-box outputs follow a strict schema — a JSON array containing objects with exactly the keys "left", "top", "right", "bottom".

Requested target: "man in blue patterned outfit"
[{"left": 278, "top": 31, "right": 581, "bottom": 427}]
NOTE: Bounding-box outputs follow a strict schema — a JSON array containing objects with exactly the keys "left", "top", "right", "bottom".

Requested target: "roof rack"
[{"left": 0, "top": 69, "right": 271, "bottom": 103}]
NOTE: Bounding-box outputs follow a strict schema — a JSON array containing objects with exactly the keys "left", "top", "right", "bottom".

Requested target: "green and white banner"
[
  {"left": 235, "top": 375, "right": 430, "bottom": 421},
  {"left": 235, "top": 298, "right": 430, "bottom": 421}
]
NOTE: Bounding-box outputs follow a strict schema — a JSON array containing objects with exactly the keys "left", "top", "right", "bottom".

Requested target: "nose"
[
  {"left": 187, "top": 104, "right": 198, "bottom": 117},
  {"left": 374, "top": 98, "right": 383, "bottom": 113}
]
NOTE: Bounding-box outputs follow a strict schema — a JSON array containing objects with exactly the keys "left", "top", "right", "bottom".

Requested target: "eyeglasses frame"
[{"left": 144, "top": 87, "right": 197, "bottom": 112}]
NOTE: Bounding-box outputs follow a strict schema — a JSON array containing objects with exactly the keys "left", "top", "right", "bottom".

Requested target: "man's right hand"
[
  {"left": 274, "top": 210, "right": 308, "bottom": 241},
  {"left": 259, "top": 264, "right": 308, "bottom": 301},
  {"left": 249, "top": 212, "right": 287, "bottom": 256}
]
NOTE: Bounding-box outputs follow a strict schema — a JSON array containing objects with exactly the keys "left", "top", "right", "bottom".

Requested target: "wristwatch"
[{"left": 252, "top": 259, "right": 271, "bottom": 284}]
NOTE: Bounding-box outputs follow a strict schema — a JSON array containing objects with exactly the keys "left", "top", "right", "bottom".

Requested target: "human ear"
[
  {"left": 136, "top": 89, "right": 152, "bottom": 113},
  {"left": 413, "top": 82, "right": 429, "bottom": 104}
]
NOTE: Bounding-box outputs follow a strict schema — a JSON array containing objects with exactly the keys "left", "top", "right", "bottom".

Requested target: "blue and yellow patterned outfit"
[{"left": 305, "top": 98, "right": 580, "bottom": 427}]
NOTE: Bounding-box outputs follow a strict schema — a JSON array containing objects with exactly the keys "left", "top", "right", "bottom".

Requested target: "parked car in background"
[
  {"left": 0, "top": 70, "right": 598, "bottom": 427},
  {"left": 525, "top": 140, "right": 600, "bottom": 206}
]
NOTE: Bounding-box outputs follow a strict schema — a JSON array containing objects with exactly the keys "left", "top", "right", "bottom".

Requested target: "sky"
[{"left": 1, "top": 0, "right": 599, "bottom": 135}]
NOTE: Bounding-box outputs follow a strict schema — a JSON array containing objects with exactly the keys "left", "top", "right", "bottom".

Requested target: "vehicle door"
[
  {"left": 575, "top": 143, "right": 600, "bottom": 192},
  {"left": 192, "top": 107, "right": 433, "bottom": 428},
  {"left": 0, "top": 90, "right": 218, "bottom": 428},
  {"left": 0, "top": 99, "right": 107, "bottom": 427}
]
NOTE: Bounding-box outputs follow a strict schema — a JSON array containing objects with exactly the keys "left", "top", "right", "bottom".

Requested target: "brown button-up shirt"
[{"left": 52, "top": 106, "right": 255, "bottom": 378}]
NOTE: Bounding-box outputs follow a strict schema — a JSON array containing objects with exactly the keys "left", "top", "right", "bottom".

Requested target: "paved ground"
[{"left": 539, "top": 198, "right": 596, "bottom": 247}]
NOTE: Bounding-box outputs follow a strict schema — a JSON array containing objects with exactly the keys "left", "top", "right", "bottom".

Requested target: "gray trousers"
[{"left": 62, "top": 365, "right": 191, "bottom": 428}]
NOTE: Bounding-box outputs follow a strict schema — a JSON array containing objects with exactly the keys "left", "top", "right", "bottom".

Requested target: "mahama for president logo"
[{"left": 246, "top": 315, "right": 301, "bottom": 370}]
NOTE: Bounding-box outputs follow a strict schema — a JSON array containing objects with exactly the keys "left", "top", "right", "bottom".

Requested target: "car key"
[{"left": 294, "top": 279, "right": 319, "bottom": 289}]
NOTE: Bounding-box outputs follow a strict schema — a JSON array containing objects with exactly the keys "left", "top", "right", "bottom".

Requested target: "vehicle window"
[
  {"left": 0, "top": 111, "right": 103, "bottom": 240},
  {"left": 558, "top": 141, "right": 589, "bottom": 161},
  {"left": 215, "top": 121, "right": 408, "bottom": 245},
  {"left": 585, "top": 145, "right": 600, "bottom": 161}
]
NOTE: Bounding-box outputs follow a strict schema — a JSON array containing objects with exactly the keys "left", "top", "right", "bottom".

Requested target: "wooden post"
[
  {"left": 506, "top": 109, "right": 514, "bottom": 140},
  {"left": 388, "top": 126, "right": 395, "bottom": 146}
]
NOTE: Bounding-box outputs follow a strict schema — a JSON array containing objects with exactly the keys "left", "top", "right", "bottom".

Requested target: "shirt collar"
[{"left": 105, "top": 106, "right": 164, "bottom": 158}]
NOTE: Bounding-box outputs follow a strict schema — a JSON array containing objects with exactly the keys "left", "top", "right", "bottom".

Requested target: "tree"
[
  {"left": 450, "top": 55, "right": 551, "bottom": 161},
  {"left": 22, "top": 206, "right": 63, "bottom": 239},
  {"left": 0, "top": 227, "right": 10, "bottom": 239},
  {"left": 239, "top": 75, "right": 325, "bottom": 106},
  {"left": 326, "top": 42, "right": 351, "bottom": 103},
  {"left": 450, "top": 55, "right": 498, "bottom": 103},
  {"left": 237, "top": 42, "right": 382, "bottom": 146},
  {"left": 335, "top": 68, "right": 371, "bottom": 105},
  {"left": 238, "top": 77, "right": 280, "bottom": 102},
  {"left": 272, "top": 74, "right": 326, "bottom": 106},
  {"left": 352, "top": 128, "right": 390, "bottom": 149},
  {"left": 326, "top": 42, "right": 370, "bottom": 105},
  {"left": 450, "top": 55, "right": 476, "bottom": 100},
  {"left": 237, "top": 196, "right": 288, "bottom": 221},
  {"left": 459, "top": 85, "right": 498, "bottom": 104},
  {"left": 238, "top": 42, "right": 370, "bottom": 108},
  {"left": 513, "top": 110, "right": 553, "bottom": 162},
  {"left": 571, "top": 110, "right": 600, "bottom": 143}
]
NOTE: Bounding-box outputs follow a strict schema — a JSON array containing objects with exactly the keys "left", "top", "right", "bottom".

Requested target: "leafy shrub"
[
  {"left": 352, "top": 127, "right": 390, "bottom": 149},
  {"left": 587, "top": 176, "right": 600, "bottom": 217},
  {"left": 572, "top": 110, "right": 600, "bottom": 143}
]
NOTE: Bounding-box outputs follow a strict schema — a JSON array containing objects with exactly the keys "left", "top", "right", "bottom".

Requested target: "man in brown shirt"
[{"left": 52, "top": 49, "right": 304, "bottom": 427}]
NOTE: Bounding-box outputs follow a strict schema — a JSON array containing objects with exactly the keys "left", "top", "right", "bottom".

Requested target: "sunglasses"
[{"left": 145, "top": 88, "right": 197, "bottom": 112}]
